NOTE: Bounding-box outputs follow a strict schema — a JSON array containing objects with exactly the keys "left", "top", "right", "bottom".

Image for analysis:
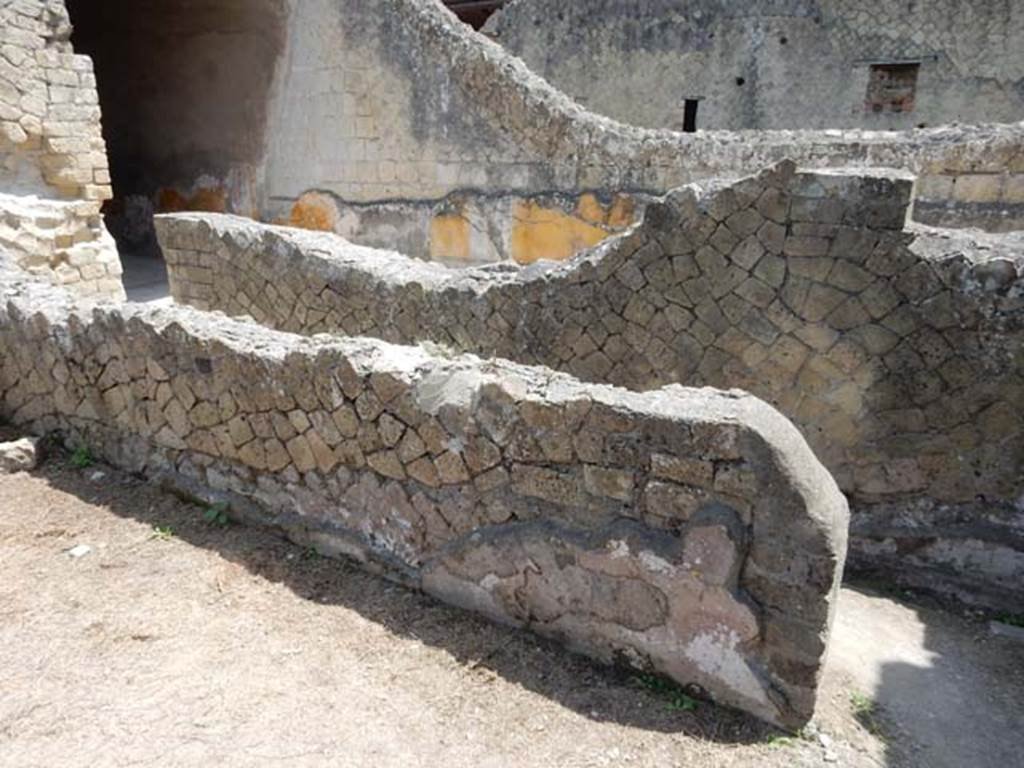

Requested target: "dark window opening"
[
  {"left": 682, "top": 99, "right": 700, "bottom": 133},
  {"left": 443, "top": 1, "right": 506, "bottom": 30},
  {"left": 866, "top": 62, "right": 920, "bottom": 114}
]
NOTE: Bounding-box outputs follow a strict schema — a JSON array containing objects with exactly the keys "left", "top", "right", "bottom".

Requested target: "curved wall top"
[{"left": 258, "top": 0, "right": 1024, "bottom": 213}]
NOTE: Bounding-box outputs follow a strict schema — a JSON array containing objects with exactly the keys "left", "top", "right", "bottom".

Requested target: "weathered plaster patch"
[
  {"left": 685, "top": 628, "right": 772, "bottom": 708},
  {"left": 510, "top": 199, "right": 615, "bottom": 265}
]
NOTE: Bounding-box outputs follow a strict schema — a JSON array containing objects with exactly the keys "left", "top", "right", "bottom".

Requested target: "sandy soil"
[{"left": 1, "top": 456, "right": 1020, "bottom": 767}]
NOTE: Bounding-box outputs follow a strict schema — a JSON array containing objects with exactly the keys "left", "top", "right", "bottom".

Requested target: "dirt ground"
[{"left": 1, "top": 456, "right": 1022, "bottom": 767}]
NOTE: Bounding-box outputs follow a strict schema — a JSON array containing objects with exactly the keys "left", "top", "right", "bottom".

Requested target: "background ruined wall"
[
  {"left": 45, "top": 0, "right": 1024, "bottom": 270},
  {"left": 0, "top": 0, "right": 123, "bottom": 300},
  {"left": 486, "top": 0, "right": 1024, "bottom": 132},
  {"left": 0, "top": 251, "right": 849, "bottom": 728},
  {"left": 256, "top": 0, "right": 1023, "bottom": 265},
  {"left": 156, "top": 164, "right": 1024, "bottom": 611}
]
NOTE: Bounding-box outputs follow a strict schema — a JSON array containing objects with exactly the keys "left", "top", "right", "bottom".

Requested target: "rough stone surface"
[
  {"left": 0, "top": 193, "right": 123, "bottom": 300},
  {"left": 0, "top": 0, "right": 123, "bottom": 300},
  {"left": 0, "top": 436, "right": 39, "bottom": 473},
  {"left": 0, "top": 251, "right": 849, "bottom": 728},
  {"left": 158, "top": 163, "right": 1024, "bottom": 610}
]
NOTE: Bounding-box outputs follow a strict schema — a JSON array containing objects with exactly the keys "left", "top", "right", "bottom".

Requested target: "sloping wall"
[
  {"left": 157, "top": 163, "right": 1024, "bottom": 610},
  {"left": 254, "top": 0, "right": 1023, "bottom": 256},
  {"left": 262, "top": 0, "right": 1024, "bottom": 208}
]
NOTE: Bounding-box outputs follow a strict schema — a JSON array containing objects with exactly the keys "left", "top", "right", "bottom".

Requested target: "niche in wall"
[{"left": 866, "top": 62, "right": 920, "bottom": 113}]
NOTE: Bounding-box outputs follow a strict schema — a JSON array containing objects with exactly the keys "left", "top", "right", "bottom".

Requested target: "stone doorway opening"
[{"left": 64, "top": 0, "right": 286, "bottom": 300}]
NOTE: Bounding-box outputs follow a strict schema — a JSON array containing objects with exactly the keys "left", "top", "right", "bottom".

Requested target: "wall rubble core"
[
  {"left": 157, "top": 163, "right": 1024, "bottom": 611},
  {"left": 0, "top": 253, "right": 848, "bottom": 728}
]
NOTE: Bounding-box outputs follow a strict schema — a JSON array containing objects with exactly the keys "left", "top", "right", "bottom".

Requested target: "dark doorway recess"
[
  {"left": 444, "top": 1, "right": 506, "bottom": 30},
  {"left": 65, "top": 0, "right": 286, "bottom": 270}
]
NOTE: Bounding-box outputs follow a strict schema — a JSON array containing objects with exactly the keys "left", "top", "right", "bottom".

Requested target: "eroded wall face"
[
  {"left": 0, "top": 0, "right": 123, "bottom": 300},
  {"left": 156, "top": 165, "right": 1024, "bottom": 610},
  {"left": 486, "top": 0, "right": 1024, "bottom": 132},
  {"left": 65, "top": 0, "right": 287, "bottom": 253},
  {"left": 0, "top": 255, "right": 849, "bottom": 728}
]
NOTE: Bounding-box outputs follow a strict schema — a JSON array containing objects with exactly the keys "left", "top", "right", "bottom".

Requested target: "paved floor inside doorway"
[{"left": 121, "top": 253, "right": 169, "bottom": 303}]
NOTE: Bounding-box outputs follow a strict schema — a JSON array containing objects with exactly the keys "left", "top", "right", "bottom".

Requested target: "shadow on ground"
[
  {"left": 33, "top": 458, "right": 784, "bottom": 747},
  {"left": 856, "top": 592, "right": 1024, "bottom": 768}
]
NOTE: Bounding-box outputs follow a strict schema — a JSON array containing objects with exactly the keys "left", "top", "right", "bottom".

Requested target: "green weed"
[
  {"left": 850, "top": 691, "right": 885, "bottom": 738},
  {"left": 202, "top": 501, "right": 230, "bottom": 527},
  {"left": 150, "top": 525, "right": 175, "bottom": 541},
  {"left": 766, "top": 734, "right": 798, "bottom": 749},
  {"left": 70, "top": 445, "right": 93, "bottom": 469},
  {"left": 633, "top": 672, "right": 700, "bottom": 712}
]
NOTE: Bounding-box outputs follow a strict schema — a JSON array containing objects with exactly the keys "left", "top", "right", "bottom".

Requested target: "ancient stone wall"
[
  {"left": 260, "top": 0, "right": 1024, "bottom": 211},
  {"left": 252, "top": 0, "right": 1024, "bottom": 262},
  {"left": 258, "top": 0, "right": 1023, "bottom": 242},
  {"left": 49, "top": 0, "right": 1020, "bottom": 269},
  {"left": 157, "top": 163, "right": 1024, "bottom": 610},
  {"left": 0, "top": 252, "right": 848, "bottom": 727},
  {"left": 486, "top": 0, "right": 1024, "bottom": 132},
  {"left": 0, "top": 0, "right": 123, "bottom": 300}
]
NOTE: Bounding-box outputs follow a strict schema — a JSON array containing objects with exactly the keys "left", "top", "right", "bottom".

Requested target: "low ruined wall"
[
  {"left": 0, "top": 256, "right": 848, "bottom": 728},
  {"left": 0, "top": 0, "right": 122, "bottom": 299},
  {"left": 157, "top": 163, "right": 1024, "bottom": 610}
]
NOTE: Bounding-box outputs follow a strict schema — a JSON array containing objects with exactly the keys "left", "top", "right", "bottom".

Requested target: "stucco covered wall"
[{"left": 486, "top": 0, "right": 1024, "bottom": 132}]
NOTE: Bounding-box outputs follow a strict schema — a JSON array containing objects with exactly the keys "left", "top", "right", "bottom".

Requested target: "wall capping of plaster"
[
  {"left": 157, "top": 161, "right": 1024, "bottom": 611},
  {"left": 0, "top": 251, "right": 849, "bottom": 728}
]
